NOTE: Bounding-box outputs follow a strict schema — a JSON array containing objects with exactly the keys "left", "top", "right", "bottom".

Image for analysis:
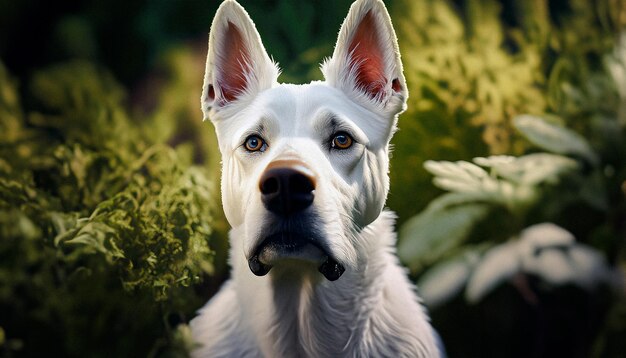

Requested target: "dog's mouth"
[{"left": 247, "top": 232, "right": 345, "bottom": 281}]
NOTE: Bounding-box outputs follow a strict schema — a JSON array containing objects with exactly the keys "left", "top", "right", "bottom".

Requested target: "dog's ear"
[
  {"left": 322, "top": 0, "right": 407, "bottom": 114},
  {"left": 202, "top": 0, "right": 279, "bottom": 120}
]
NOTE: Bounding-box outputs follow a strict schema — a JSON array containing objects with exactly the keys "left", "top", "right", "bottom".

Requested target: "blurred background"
[{"left": 0, "top": 0, "right": 625, "bottom": 356}]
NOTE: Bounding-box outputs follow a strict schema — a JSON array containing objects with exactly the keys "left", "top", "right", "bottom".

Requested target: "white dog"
[{"left": 190, "top": 0, "right": 442, "bottom": 356}]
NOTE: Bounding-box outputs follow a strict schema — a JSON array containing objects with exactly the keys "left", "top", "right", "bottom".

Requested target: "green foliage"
[
  {"left": 398, "top": 150, "right": 579, "bottom": 271},
  {"left": 397, "top": 9, "right": 626, "bottom": 351},
  {"left": 401, "top": 107, "right": 622, "bottom": 286},
  {"left": 399, "top": 196, "right": 489, "bottom": 271},
  {"left": 0, "top": 60, "right": 215, "bottom": 356},
  {"left": 389, "top": 0, "right": 549, "bottom": 221},
  {"left": 388, "top": 0, "right": 624, "bottom": 224},
  {"left": 514, "top": 115, "right": 598, "bottom": 164}
]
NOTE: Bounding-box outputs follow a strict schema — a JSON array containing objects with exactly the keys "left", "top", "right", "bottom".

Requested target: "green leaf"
[
  {"left": 423, "top": 159, "right": 544, "bottom": 213},
  {"left": 398, "top": 194, "right": 490, "bottom": 271},
  {"left": 417, "top": 247, "right": 483, "bottom": 308},
  {"left": 465, "top": 240, "right": 521, "bottom": 303},
  {"left": 424, "top": 160, "right": 501, "bottom": 200},
  {"left": 513, "top": 115, "right": 598, "bottom": 165},
  {"left": 474, "top": 153, "right": 578, "bottom": 186}
]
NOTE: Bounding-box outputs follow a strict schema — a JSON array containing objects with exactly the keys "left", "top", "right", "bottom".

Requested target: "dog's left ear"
[
  {"left": 322, "top": 0, "right": 407, "bottom": 115},
  {"left": 202, "top": 0, "right": 280, "bottom": 120}
]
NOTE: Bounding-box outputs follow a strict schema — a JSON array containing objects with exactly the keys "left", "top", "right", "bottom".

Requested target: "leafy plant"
[
  {"left": 388, "top": 0, "right": 550, "bottom": 221},
  {"left": 0, "top": 60, "right": 215, "bottom": 357},
  {"left": 398, "top": 26, "right": 626, "bottom": 357},
  {"left": 399, "top": 110, "right": 622, "bottom": 298}
]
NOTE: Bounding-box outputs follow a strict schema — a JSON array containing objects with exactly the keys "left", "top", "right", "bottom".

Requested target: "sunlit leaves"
[
  {"left": 400, "top": 149, "right": 579, "bottom": 271},
  {"left": 417, "top": 224, "right": 613, "bottom": 308},
  {"left": 0, "top": 60, "right": 218, "bottom": 356},
  {"left": 514, "top": 115, "right": 598, "bottom": 165},
  {"left": 474, "top": 153, "right": 578, "bottom": 186},
  {"left": 395, "top": 0, "right": 546, "bottom": 155},
  {"left": 466, "top": 224, "right": 612, "bottom": 303},
  {"left": 423, "top": 153, "right": 577, "bottom": 213},
  {"left": 399, "top": 97, "right": 616, "bottom": 310},
  {"left": 398, "top": 197, "right": 489, "bottom": 271},
  {"left": 389, "top": 0, "right": 548, "bottom": 221},
  {"left": 425, "top": 159, "right": 518, "bottom": 205},
  {"left": 0, "top": 61, "right": 216, "bottom": 307},
  {"left": 464, "top": 240, "right": 521, "bottom": 304},
  {"left": 417, "top": 248, "right": 482, "bottom": 309}
]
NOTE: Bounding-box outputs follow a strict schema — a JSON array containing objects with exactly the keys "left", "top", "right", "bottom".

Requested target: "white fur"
[{"left": 191, "top": 0, "right": 442, "bottom": 357}]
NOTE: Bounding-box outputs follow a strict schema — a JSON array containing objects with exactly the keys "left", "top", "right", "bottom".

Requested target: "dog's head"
[{"left": 202, "top": 0, "right": 407, "bottom": 281}]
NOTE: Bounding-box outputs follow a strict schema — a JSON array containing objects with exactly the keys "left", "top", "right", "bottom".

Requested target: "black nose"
[{"left": 260, "top": 166, "right": 315, "bottom": 216}]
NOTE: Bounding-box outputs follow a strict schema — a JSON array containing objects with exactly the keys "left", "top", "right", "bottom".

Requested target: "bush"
[
  {"left": 393, "top": 0, "right": 626, "bottom": 356},
  {"left": 0, "top": 61, "right": 214, "bottom": 357}
]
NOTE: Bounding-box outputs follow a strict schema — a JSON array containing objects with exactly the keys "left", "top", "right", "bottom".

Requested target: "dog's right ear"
[
  {"left": 201, "top": 0, "right": 279, "bottom": 120},
  {"left": 322, "top": 0, "right": 407, "bottom": 117}
]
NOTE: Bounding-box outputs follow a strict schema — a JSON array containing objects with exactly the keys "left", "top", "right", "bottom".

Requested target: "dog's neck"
[{"left": 229, "top": 211, "right": 436, "bottom": 357}]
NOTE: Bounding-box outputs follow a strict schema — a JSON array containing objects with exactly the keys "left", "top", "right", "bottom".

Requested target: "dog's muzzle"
[
  {"left": 247, "top": 160, "right": 345, "bottom": 281},
  {"left": 248, "top": 233, "right": 345, "bottom": 281}
]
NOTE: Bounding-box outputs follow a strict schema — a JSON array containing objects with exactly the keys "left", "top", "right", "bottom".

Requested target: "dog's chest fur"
[{"left": 191, "top": 212, "right": 439, "bottom": 357}]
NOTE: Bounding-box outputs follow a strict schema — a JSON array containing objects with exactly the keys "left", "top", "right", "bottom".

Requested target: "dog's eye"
[
  {"left": 331, "top": 132, "right": 353, "bottom": 150},
  {"left": 244, "top": 135, "right": 267, "bottom": 152}
]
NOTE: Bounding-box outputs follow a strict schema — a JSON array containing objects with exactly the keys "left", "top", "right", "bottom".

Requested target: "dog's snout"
[{"left": 260, "top": 161, "right": 315, "bottom": 216}]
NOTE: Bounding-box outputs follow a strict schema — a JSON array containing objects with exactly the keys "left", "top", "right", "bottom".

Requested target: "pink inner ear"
[
  {"left": 348, "top": 11, "right": 386, "bottom": 99},
  {"left": 392, "top": 78, "right": 401, "bottom": 92},
  {"left": 217, "top": 21, "right": 250, "bottom": 103}
]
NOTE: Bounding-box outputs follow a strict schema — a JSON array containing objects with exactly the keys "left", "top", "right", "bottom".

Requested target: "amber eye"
[
  {"left": 331, "top": 132, "right": 353, "bottom": 150},
  {"left": 244, "top": 135, "right": 266, "bottom": 152}
]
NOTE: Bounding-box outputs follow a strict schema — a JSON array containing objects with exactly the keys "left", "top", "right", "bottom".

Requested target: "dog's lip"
[
  {"left": 254, "top": 232, "right": 326, "bottom": 265},
  {"left": 258, "top": 240, "right": 325, "bottom": 265},
  {"left": 247, "top": 233, "right": 345, "bottom": 281}
]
